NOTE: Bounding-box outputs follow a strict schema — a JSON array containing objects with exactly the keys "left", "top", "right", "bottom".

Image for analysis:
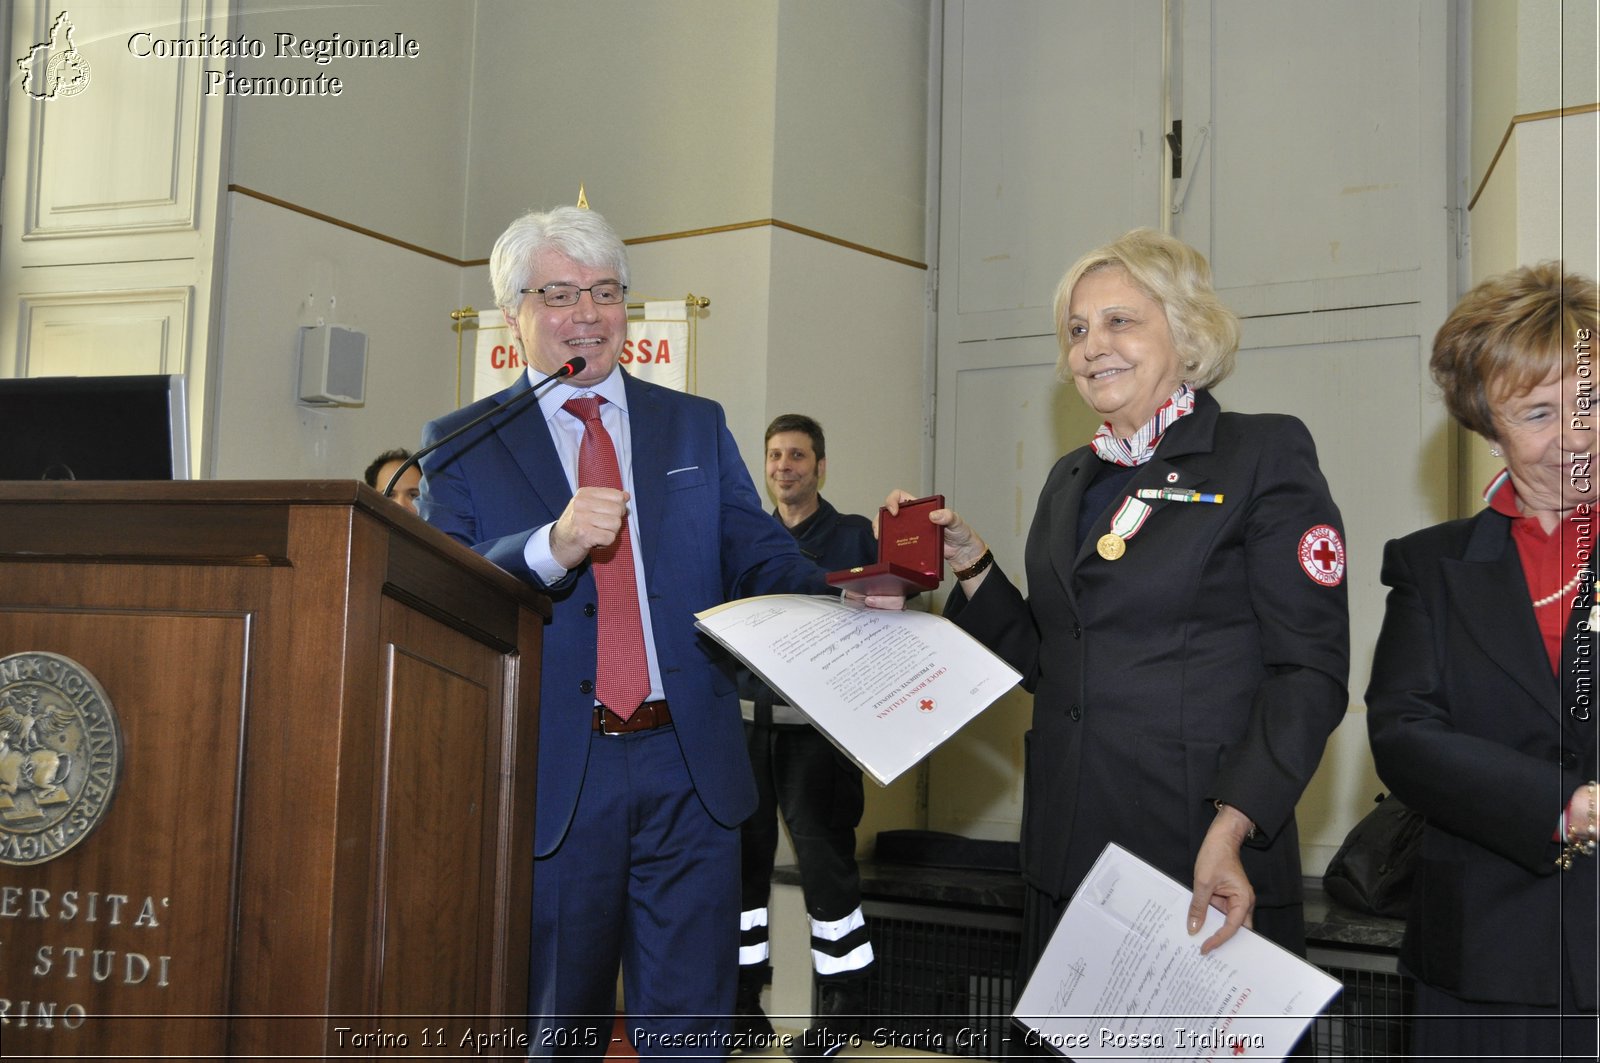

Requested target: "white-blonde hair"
[
  {"left": 1052, "top": 228, "right": 1239, "bottom": 388},
  {"left": 489, "top": 206, "right": 630, "bottom": 318}
]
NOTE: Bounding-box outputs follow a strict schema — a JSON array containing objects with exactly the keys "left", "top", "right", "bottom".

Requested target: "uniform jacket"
[
  {"left": 785, "top": 496, "right": 877, "bottom": 575},
  {"left": 418, "top": 368, "right": 829, "bottom": 856},
  {"left": 1366, "top": 506, "right": 1598, "bottom": 1006},
  {"left": 947, "top": 390, "right": 1350, "bottom": 922}
]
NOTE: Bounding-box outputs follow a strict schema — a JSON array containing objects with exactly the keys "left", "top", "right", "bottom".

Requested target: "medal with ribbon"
[{"left": 1097, "top": 496, "right": 1153, "bottom": 561}]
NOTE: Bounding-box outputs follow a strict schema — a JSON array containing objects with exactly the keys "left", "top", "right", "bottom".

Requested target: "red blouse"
[{"left": 1484, "top": 470, "right": 1592, "bottom": 671}]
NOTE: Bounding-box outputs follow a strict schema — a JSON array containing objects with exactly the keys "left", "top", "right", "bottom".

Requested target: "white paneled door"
[
  {"left": 932, "top": 0, "right": 1459, "bottom": 867},
  {"left": 2, "top": 0, "right": 229, "bottom": 473}
]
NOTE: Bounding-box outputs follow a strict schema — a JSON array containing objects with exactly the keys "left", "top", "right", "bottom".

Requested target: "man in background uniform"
[{"left": 737, "top": 414, "right": 877, "bottom": 1057}]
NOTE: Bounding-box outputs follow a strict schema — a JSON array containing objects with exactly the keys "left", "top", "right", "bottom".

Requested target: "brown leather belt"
[{"left": 592, "top": 700, "right": 673, "bottom": 735}]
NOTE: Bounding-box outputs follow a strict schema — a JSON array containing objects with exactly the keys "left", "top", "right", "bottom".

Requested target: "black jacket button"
[{"left": 579, "top": 679, "right": 594, "bottom": 695}]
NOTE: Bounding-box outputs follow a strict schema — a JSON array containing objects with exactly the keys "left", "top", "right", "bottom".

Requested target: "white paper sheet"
[
  {"left": 1014, "top": 843, "right": 1341, "bottom": 1061},
  {"left": 694, "top": 594, "right": 1020, "bottom": 785}
]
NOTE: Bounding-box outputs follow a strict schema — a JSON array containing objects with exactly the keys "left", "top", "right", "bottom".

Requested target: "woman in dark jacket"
[
  {"left": 889, "top": 229, "right": 1350, "bottom": 980},
  {"left": 1366, "top": 262, "right": 1598, "bottom": 1059}
]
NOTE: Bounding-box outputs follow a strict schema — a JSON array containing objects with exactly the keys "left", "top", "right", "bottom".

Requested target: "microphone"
[{"left": 382, "top": 356, "right": 586, "bottom": 500}]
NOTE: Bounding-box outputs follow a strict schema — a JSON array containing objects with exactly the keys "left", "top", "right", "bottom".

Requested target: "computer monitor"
[{"left": 0, "top": 374, "right": 191, "bottom": 480}]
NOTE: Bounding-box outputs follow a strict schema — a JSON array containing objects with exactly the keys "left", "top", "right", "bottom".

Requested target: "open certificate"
[
  {"left": 1015, "top": 844, "right": 1340, "bottom": 1061},
  {"left": 694, "top": 594, "right": 1020, "bottom": 785}
]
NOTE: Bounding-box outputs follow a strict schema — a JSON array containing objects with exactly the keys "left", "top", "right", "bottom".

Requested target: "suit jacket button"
[
  {"left": 1071, "top": 624, "right": 1082, "bottom": 639},
  {"left": 1563, "top": 751, "right": 1579, "bottom": 769},
  {"left": 583, "top": 603, "right": 597, "bottom": 617},
  {"left": 579, "top": 679, "right": 594, "bottom": 695},
  {"left": 1069, "top": 704, "right": 1082, "bottom": 721}
]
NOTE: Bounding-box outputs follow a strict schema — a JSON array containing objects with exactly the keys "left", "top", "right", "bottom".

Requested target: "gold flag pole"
[
  {"left": 449, "top": 307, "right": 480, "bottom": 408},
  {"left": 684, "top": 294, "right": 707, "bottom": 393}
]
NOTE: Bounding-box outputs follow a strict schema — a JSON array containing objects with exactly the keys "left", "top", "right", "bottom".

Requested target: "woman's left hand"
[{"left": 1187, "top": 805, "right": 1257, "bottom": 954}]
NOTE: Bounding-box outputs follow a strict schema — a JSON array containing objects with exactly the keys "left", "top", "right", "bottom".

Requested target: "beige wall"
[
  {"left": 1464, "top": 0, "right": 1599, "bottom": 512},
  {"left": 229, "top": 0, "right": 476, "bottom": 258},
  {"left": 210, "top": 193, "right": 463, "bottom": 478},
  {"left": 1470, "top": 0, "right": 1520, "bottom": 193},
  {"left": 460, "top": 0, "right": 929, "bottom": 263},
  {"left": 772, "top": 0, "right": 932, "bottom": 261},
  {"left": 1468, "top": 0, "right": 1599, "bottom": 283},
  {"left": 465, "top": 0, "right": 780, "bottom": 252}
]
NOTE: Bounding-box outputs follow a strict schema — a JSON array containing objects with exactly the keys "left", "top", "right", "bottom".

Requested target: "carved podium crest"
[{"left": 0, "top": 652, "right": 123, "bottom": 866}]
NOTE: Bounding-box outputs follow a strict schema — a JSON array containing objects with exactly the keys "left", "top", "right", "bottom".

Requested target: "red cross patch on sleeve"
[{"left": 1297, "top": 525, "right": 1346, "bottom": 586}]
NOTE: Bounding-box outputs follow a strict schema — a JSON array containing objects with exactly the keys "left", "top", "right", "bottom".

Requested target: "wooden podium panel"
[
  {"left": 0, "top": 483, "right": 546, "bottom": 1059},
  {"left": 0, "top": 608, "right": 248, "bottom": 1056}
]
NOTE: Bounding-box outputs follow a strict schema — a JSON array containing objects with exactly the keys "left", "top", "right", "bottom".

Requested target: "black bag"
[{"left": 1321, "top": 792, "right": 1424, "bottom": 919}]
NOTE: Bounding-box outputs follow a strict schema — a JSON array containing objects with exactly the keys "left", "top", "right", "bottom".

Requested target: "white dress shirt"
[{"left": 523, "top": 367, "right": 666, "bottom": 703}]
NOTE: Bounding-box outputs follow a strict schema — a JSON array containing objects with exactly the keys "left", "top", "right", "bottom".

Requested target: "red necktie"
[{"left": 563, "top": 396, "right": 650, "bottom": 719}]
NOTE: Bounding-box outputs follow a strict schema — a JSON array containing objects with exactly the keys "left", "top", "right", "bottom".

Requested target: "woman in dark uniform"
[
  {"left": 889, "top": 229, "right": 1350, "bottom": 977},
  {"left": 1366, "top": 262, "right": 1598, "bottom": 1059}
]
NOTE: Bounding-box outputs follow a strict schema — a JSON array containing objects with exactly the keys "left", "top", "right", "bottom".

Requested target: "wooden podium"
[{"left": 0, "top": 482, "right": 547, "bottom": 1058}]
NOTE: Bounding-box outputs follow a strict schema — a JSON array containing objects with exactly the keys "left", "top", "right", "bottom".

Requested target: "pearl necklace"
[{"left": 1534, "top": 566, "right": 1588, "bottom": 609}]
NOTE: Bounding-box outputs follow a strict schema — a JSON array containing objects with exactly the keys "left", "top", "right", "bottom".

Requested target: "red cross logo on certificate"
[
  {"left": 919, "top": 698, "right": 936, "bottom": 713},
  {"left": 1297, "top": 525, "right": 1346, "bottom": 587}
]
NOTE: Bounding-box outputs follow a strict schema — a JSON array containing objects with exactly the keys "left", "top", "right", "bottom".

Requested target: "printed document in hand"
[
  {"left": 694, "top": 594, "right": 1020, "bottom": 785},
  {"left": 1014, "top": 843, "right": 1340, "bottom": 1061}
]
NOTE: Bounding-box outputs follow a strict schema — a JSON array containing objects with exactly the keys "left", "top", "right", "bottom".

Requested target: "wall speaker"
[{"left": 298, "top": 325, "right": 368, "bottom": 405}]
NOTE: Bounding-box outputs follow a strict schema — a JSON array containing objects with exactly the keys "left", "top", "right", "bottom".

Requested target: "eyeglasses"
[{"left": 520, "top": 283, "right": 628, "bottom": 307}]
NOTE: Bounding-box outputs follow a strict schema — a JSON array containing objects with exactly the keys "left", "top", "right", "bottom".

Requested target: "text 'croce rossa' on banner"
[{"left": 473, "top": 300, "right": 690, "bottom": 400}]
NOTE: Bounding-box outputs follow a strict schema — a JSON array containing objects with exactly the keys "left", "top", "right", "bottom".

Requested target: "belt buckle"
[{"left": 595, "top": 706, "right": 623, "bottom": 735}]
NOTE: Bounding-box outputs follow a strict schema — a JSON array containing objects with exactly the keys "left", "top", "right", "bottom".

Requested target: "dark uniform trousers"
[{"left": 738, "top": 497, "right": 877, "bottom": 984}]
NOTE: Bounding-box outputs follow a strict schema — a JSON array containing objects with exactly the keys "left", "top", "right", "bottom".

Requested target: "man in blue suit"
[{"left": 419, "top": 206, "right": 832, "bottom": 1058}]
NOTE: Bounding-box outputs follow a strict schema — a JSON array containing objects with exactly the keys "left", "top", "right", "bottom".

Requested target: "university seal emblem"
[{"left": 0, "top": 652, "right": 123, "bottom": 866}]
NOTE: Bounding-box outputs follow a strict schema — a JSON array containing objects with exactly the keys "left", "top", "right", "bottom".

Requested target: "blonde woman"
[{"left": 888, "top": 229, "right": 1350, "bottom": 988}]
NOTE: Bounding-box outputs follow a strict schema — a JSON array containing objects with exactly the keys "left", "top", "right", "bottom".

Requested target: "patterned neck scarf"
[{"left": 1090, "top": 384, "right": 1196, "bottom": 466}]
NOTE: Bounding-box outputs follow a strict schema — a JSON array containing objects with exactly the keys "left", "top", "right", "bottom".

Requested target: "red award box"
[{"left": 826, "top": 494, "right": 945, "bottom": 595}]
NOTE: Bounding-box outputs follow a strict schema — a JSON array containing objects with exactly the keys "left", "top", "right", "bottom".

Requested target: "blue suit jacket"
[{"left": 418, "top": 369, "right": 829, "bottom": 856}]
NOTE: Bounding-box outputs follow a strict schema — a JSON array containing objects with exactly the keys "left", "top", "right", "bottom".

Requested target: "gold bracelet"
[
  {"left": 1557, "top": 841, "right": 1594, "bottom": 870},
  {"left": 1557, "top": 782, "right": 1598, "bottom": 870},
  {"left": 953, "top": 549, "right": 994, "bottom": 581}
]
